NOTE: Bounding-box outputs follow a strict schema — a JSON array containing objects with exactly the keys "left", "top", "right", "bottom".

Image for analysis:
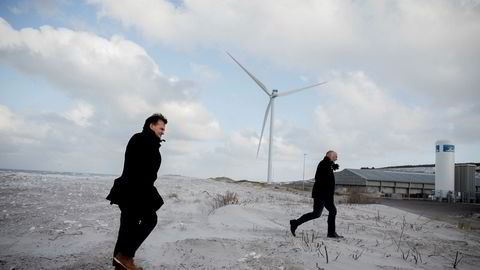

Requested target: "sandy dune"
[{"left": 1, "top": 170, "right": 479, "bottom": 269}]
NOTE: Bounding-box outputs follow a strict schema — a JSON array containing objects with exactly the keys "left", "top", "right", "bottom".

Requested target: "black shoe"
[
  {"left": 327, "top": 232, "right": 344, "bottom": 238},
  {"left": 289, "top": 220, "right": 298, "bottom": 237}
]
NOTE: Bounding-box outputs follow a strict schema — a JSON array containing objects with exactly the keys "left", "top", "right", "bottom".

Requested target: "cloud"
[
  {"left": 0, "top": 104, "right": 131, "bottom": 173},
  {"left": 0, "top": 17, "right": 204, "bottom": 107},
  {"left": 305, "top": 71, "right": 480, "bottom": 168},
  {"left": 208, "top": 126, "right": 306, "bottom": 180},
  {"left": 216, "top": 129, "right": 258, "bottom": 158},
  {"left": 312, "top": 71, "right": 427, "bottom": 150},
  {"left": 160, "top": 101, "right": 223, "bottom": 141},
  {"left": 190, "top": 62, "right": 220, "bottom": 81},
  {"left": 0, "top": 105, "right": 52, "bottom": 151},
  {"left": 0, "top": 17, "right": 178, "bottom": 103},
  {"left": 0, "top": 18, "right": 222, "bottom": 140},
  {"left": 1, "top": 1, "right": 479, "bottom": 180},
  {"left": 6, "top": 0, "right": 66, "bottom": 18},
  {"left": 0, "top": 105, "right": 15, "bottom": 130},
  {"left": 62, "top": 101, "right": 95, "bottom": 127},
  {"left": 88, "top": 0, "right": 480, "bottom": 105},
  {"left": 211, "top": 70, "right": 480, "bottom": 175},
  {"left": 0, "top": 18, "right": 225, "bottom": 173}
]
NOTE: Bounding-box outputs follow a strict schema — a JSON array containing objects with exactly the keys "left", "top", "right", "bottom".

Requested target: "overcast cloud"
[{"left": 0, "top": 0, "right": 479, "bottom": 181}]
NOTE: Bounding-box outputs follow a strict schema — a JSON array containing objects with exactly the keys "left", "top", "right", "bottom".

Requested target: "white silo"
[{"left": 435, "top": 140, "right": 455, "bottom": 198}]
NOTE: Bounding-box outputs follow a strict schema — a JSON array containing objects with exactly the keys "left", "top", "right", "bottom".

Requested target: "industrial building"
[
  {"left": 334, "top": 166, "right": 480, "bottom": 202},
  {"left": 334, "top": 169, "right": 435, "bottom": 198}
]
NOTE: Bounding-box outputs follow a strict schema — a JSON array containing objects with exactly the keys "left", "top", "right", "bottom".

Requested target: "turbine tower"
[{"left": 227, "top": 52, "right": 327, "bottom": 183}]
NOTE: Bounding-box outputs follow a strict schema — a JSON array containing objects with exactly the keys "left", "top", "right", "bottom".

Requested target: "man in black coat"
[
  {"left": 289, "top": 150, "right": 343, "bottom": 238},
  {"left": 106, "top": 113, "right": 167, "bottom": 270}
]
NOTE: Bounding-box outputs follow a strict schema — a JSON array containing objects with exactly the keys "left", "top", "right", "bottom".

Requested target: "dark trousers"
[
  {"left": 294, "top": 197, "right": 337, "bottom": 234},
  {"left": 113, "top": 205, "right": 158, "bottom": 257}
]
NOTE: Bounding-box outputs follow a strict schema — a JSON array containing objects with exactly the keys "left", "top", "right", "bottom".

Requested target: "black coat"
[
  {"left": 311, "top": 156, "right": 336, "bottom": 199},
  {"left": 106, "top": 128, "right": 164, "bottom": 212}
]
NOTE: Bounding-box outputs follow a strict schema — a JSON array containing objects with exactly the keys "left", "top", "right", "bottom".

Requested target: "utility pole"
[{"left": 302, "top": 153, "right": 307, "bottom": 191}]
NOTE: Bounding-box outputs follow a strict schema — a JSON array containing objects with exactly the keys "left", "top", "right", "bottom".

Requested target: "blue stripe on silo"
[{"left": 443, "top": 145, "right": 455, "bottom": 152}]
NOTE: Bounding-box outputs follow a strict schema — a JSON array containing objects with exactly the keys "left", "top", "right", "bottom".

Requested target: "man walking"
[
  {"left": 106, "top": 113, "right": 168, "bottom": 270},
  {"left": 289, "top": 150, "right": 343, "bottom": 238}
]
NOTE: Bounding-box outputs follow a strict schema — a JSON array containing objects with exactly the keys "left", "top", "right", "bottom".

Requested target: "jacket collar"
[{"left": 142, "top": 128, "right": 161, "bottom": 147}]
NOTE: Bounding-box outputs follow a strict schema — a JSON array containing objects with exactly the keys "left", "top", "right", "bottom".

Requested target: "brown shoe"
[{"left": 113, "top": 253, "right": 143, "bottom": 270}]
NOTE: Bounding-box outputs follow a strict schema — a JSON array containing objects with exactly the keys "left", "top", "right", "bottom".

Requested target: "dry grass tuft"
[
  {"left": 345, "top": 187, "right": 379, "bottom": 204},
  {"left": 209, "top": 191, "right": 239, "bottom": 213},
  {"left": 167, "top": 192, "right": 179, "bottom": 199}
]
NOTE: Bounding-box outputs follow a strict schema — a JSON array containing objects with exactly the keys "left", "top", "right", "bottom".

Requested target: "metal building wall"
[{"left": 454, "top": 164, "right": 476, "bottom": 202}]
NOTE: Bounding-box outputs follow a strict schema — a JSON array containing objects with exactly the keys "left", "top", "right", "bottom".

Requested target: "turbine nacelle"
[{"left": 271, "top": 89, "right": 279, "bottom": 97}]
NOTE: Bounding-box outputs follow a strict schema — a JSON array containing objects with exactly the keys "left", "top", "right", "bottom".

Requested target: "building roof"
[{"left": 342, "top": 169, "right": 435, "bottom": 184}]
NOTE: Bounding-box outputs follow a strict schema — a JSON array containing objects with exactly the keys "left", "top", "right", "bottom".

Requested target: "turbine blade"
[
  {"left": 257, "top": 99, "right": 272, "bottom": 158},
  {"left": 277, "top": 81, "right": 328, "bottom": 97},
  {"left": 226, "top": 51, "right": 271, "bottom": 96}
]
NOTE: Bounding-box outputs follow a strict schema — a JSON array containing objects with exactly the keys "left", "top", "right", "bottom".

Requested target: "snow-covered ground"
[{"left": 1, "top": 170, "right": 479, "bottom": 269}]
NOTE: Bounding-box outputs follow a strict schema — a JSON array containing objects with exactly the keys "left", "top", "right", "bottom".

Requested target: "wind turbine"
[{"left": 226, "top": 52, "right": 327, "bottom": 183}]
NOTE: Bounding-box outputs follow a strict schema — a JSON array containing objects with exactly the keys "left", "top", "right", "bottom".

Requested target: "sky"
[{"left": 0, "top": 0, "right": 479, "bottom": 182}]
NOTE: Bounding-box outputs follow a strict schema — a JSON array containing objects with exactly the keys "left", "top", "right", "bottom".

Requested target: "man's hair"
[
  {"left": 326, "top": 150, "right": 335, "bottom": 156},
  {"left": 143, "top": 113, "right": 168, "bottom": 130}
]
